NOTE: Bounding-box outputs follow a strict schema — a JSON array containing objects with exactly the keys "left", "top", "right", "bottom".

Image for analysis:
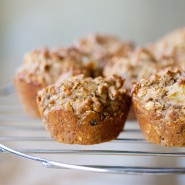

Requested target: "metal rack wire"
[{"left": 1, "top": 85, "right": 185, "bottom": 175}]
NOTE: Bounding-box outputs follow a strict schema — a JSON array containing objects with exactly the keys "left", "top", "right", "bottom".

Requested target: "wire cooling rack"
[{"left": 1, "top": 85, "right": 185, "bottom": 175}]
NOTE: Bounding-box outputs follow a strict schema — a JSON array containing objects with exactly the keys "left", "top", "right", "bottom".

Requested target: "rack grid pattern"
[{"left": 1, "top": 85, "right": 185, "bottom": 175}]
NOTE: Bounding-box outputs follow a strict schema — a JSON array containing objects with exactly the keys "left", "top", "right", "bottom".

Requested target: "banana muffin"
[
  {"left": 132, "top": 69, "right": 185, "bottom": 147},
  {"left": 74, "top": 33, "right": 134, "bottom": 77},
  {"left": 37, "top": 75, "right": 131, "bottom": 145},
  {"left": 14, "top": 48, "right": 91, "bottom": 117},
  {"left": 150, "top": 27, "right": 185, "bottom": 70},
  {"left": 103, "top": 49, "right": 158, "bottom": 119}
]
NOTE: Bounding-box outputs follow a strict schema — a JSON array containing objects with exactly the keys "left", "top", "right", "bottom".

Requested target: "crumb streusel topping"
[
  {"left": 150, "top": 28, "right": 185, "bottom": 70},
  {"left": 16, "top": 48, "right": 91, "bottom": 85},
  {"left": 74, "top": 33, "right": 133, "bottom": 60},
  {"left": 74, "top": 33, "right": 134, "bottom": 77},
  {"left": 132, "top": 69, "right": 185, "bottom": 123},
  {"left": 37, "top": 75, "right": 131, "bottom": 125}
]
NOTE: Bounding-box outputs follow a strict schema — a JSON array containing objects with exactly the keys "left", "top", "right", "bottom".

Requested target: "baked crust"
[
  {"left": 133, "top": 98, "right": 185, "bottom": 146},
  {"left": 127, "top": 106, "right": 136, "bottom": 119},
  {"left": 37, "top": 75, "right": 131, "bottom": 144},
  {"left": 14, "top": 76, "right": 43, "bottom": 117},
  {"left": 132, "top": 69, "right": 185, "bottom": 146},
  {"left": 46, "top": 108, "right": 127, "bottom": 145}
]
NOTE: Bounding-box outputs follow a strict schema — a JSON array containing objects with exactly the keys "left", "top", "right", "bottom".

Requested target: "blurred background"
[
  {"left": 1, "top": 0, "right": 185, "bottom": 184},
  {"left": 1, "top": 0, "right": 185, "bottom": 86}
]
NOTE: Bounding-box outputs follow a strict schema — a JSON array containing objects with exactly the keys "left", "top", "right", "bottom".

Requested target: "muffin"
[
  {"left": 103, "top": 49, "right": 158, "bottom": 119},
  {"left": 14, "top": 48, "right": 91, "bottom": 117},
  {"left": 132, "top": 69, "right": 185, "bottom": 147},
  {"left": 149, "top": 27, "right": 185, "bottom": 70},
  {"left": 74, "top": 33, "right": 134, "bottom": 77},
  {"left": 37, "top": 75, "right": 131, "bottom": 145}
]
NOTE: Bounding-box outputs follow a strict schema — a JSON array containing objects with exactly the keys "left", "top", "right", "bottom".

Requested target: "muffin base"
[
  {"left": 14, "top": 77, "right": 43, "bottom": 118},
  {"left": 133, "top": 98, "right": 185, "bottom": 147},
  {"left": 44, "top": 109, "right": 128, "bottom": 145},
  {"left": 127, "top": 105, "right": 136, "bottom": 120}
]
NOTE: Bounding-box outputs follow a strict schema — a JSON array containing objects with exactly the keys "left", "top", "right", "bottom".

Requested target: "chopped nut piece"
[
  {"left": 137, "top": 89, "right": 146, "bottom": 98},
  {"left": 154, "top": 102, "right": 162, "bottom": 110},
  {"left": 145, "top": 101, "right": 155, "bottom": 110}
]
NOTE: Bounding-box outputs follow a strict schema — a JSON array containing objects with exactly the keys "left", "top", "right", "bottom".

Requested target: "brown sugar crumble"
[
  {"left": 37, "top": 75, "right": 131, "bottom": 124},
  {"left": 16, "top": 47, "right": 92, "bottom": 85}
]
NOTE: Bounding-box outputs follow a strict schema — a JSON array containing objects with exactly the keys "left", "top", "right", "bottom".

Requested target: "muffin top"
[
  {"left": 37, "top": 75, "right": 131, "bottom": 125},
  {"left": 74, "top": 33, "right": 134, "bottom": 77},
  {"left": 132, "top": 69, "right": 185, "bottom": 123},
  {"left": 150, "top": 28, "right": 185, "bottom": 70},
  {"left": 103, "top": 49, "right": 158, "bottom": 91},
  {"left": 74, "top": 33, "right": 133, "bottom": 60},
  {"left": 16, "top": 47, "right": 91, "bottom": 85}
]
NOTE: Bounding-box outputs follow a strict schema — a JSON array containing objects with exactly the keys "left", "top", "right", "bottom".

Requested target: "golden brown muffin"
[
  {"left": 74, "top": 33, "right": 134, "bottom": 77},
  {"left": 149, "top": 28, "right": 185, "bottom": 70},
  {"left": 103, "top": 49, "right": 158, "bottom": 119},
  {"left": 37, "top": 75, "right": 131, "bottom": 145},
  {"left": 14, "top": 48, "right": 91, "bottom": 118},
  {"left": 132, "top": 69, "right": 185, "bottom": 147}
]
